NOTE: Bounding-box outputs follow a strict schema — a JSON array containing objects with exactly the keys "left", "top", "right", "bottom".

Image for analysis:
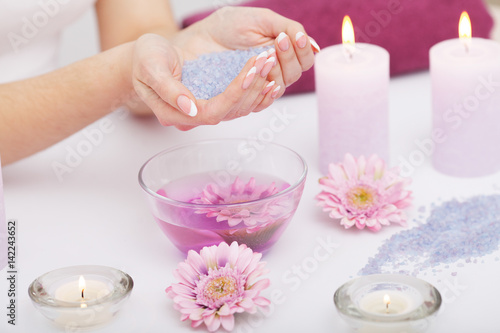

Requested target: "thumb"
[
  {"left": 133, "top": 34, "right": 198, "bottom": 117},
  {"left": 146, "top": 69, "right": 198, "bottom": 118}
]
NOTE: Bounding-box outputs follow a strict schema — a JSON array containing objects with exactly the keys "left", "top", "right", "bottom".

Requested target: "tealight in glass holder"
[
  {"left": 334, "top": 274, "right": 441, "bottom": 333},
  {"left": 28, "top": 265, "right": 133, "bottom": 330}
]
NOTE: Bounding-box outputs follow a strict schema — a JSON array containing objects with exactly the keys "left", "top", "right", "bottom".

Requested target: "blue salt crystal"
[
  {"left": 359, "top": 194, "right": 500, "bottom": 276},
  {"left": 181, "top": 46, "right": 272, "bottom": 100}
]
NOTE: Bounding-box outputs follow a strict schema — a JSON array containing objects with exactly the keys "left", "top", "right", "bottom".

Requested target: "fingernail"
[
  {"left": 262, "top": 81, "right": 275, "bottom": 95},
  {"left": 260, "top": 57, "right": 275, "bottom": 77},
  {"left": 177, "top": 95, "right": 197, "bottom": 117},
  {"left": 309, "top": 37, "right": 321, "bottom": 53},
  {"left": 277, "top": 32, "right": 289, "bottom": 52},
  {"left": 256, "top": 50, "right": 268, "bottom": 60},
  {"left": 295, "top": 32, "right": 307, "bottom": 48},
  {"left": 271, "top": 85, "right": 281, "bottom": 99},
  {"left": 255, "top": 51, "right": 268, "bottom": 72},
  {"left": 242, "top": 66, "right": 257, "bottom": 89},
  {"left": 267, "top": 48, "right": 277, "bottom": 65}
]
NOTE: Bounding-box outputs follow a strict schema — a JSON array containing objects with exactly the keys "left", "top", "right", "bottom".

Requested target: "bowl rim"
[
  {"left": 138, "top": 138, "right": 308, "bottom": 208},
  {"left": 333, "top": 273, "right": 442, "bottom": 323},
  {"left": 28, "top": 265, "right": 134, "bottom": 309}
]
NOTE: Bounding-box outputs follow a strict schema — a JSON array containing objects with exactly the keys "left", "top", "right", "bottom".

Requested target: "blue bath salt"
[
  {"left": 360, "top": 195, "right": 500, "bottom": 276},
  {"left": 181, "top": 46, "right": 272, "bottom": 100}
]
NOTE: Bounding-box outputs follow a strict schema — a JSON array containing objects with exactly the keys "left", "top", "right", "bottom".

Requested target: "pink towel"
[{"left": 183, "top": 0, "right": 494, "bottom": 95}]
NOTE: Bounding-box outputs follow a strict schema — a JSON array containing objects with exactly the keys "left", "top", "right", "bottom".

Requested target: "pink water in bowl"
[{"left": 151, "top": 172, "right": 304, "bottom": 254}]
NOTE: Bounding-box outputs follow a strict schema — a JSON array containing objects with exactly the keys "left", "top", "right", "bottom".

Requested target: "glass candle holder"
[
  {"left": 28, "top": 265, "right": 133, "bottom": 330},
  {"left": 334, "top": 274, "right": 441, "bottom": 333}
]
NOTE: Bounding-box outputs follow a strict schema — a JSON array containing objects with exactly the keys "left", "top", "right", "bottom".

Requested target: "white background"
[{"left": 2, "top": 1, "right": 500, "bottom": 333}]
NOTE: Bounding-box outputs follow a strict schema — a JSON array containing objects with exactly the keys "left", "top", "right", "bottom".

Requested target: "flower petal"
[{"left": 220, "top": 314, "right": 235, "bottom": 331}]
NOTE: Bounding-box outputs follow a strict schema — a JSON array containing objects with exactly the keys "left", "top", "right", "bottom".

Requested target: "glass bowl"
[
  {"left": 28, "top": 265, "right": 133, "bottom": 330},
  {"left": 334, "top": 274, "right": 442, "bottom": 333},
  {"left": 139, "top": 139, "right": 307, "bottom": 254}
]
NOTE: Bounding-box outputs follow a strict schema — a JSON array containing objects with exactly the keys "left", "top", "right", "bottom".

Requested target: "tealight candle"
[
  {"left": 359, "top": 290, "right": 413, "bottom": 315},
  {"left": 29, "top": 265, "right": 133, "bottom": 329},
  {"left": 430, "top": 11, "right": 500, "bottom": 177},
  {"left": 334, "top": 274, "right": 441, "bottom": 333},
  {"left": 315, "top": 16, "right": 390, "bottom": 174},
  {"left": 54, "top": 275, "right": 110, "bottom": 304}
]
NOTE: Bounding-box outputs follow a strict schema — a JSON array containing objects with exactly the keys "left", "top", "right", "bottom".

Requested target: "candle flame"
[
  {"left": 79, "top": 275, "right": 86, "bottom": 299},
  {"left": 342, "top": 16, "right": 355, "bottom": 45},
  {"left": 384, "top": 294, "right": 391, "bottom": 306},
  {"left": 459, "top": 11, "right": 471, "bottom": 39}
]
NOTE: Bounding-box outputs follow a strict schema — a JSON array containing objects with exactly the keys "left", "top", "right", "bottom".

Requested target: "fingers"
[
  {"left": 255, "top": 10, "right": 319, "bottom": 87},
  {"left": 132, "top": 34, "right": 201, "bottom": 126},
  {"left": 203, "top": 50, "right": 278, "bottom": 121},
  {"left": 252, "top": 80, "right": 279, "bottom": 113}
]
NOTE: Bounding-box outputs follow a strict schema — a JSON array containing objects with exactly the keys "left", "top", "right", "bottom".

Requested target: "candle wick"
[
  {"left": 81, "top": 289, "right": 84, "bottom": 299},
  {"left": 386, "top": 302, "right": 389, "bottom": 313}
]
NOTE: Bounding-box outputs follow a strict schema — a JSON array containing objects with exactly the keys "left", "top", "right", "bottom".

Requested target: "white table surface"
[{"left": 1, "top": 68, "right": 500, "bottom": 333}]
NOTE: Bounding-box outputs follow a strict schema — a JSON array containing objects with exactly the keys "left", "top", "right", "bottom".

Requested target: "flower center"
[
  {"left": 203, "top": 276, "right": 237, "bottom": 301},
  {"left": 346, "top": 185, "right": 378, "bottom": 210}
]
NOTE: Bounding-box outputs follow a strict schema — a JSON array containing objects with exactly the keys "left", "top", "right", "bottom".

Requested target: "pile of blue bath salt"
[
  {"left": 181, "top": 46, "right": 271, "bottom": 100},
  {"left": 359, "top": 194, "right": 500, "bottom": 277}
]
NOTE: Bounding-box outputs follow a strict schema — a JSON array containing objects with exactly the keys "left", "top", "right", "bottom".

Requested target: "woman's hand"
[
  {"left": 172, "top": 6, "right": 319, "bottom": 98},
  {"left": 131, "top": 33, "right": 278, "bottom": 130}
]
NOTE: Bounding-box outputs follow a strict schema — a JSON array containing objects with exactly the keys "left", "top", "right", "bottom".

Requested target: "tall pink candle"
[
  {"left": 431, "top": 12, "right": 500, "bottom": 177},
  {"left": 315, "top": 16, "right": 389, "bottom": 174}
]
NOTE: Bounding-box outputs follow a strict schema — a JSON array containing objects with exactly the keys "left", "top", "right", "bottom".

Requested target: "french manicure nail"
[
  {"left": 255, "top": 51, "right": 268, "bottom": 72},
  {"left": 262, "top": 81, "right": 275, "bottom": 95},
  {"left": 256, "top": 50, "right": 268, "bottom": 60},
  {"left": 242, "top": 66, "right": 257, "bottom": 89},
  {"left": 309, "top": 37, "right": 321, "bottom": 53},
  {"left": 177, "top": 95, "right": 197, "bottom": 117},
  {"left": 271, "top": 85, "right": 281, "bottom": 98},
  {"left": 261, "top": 57, "right": 275, "bottom": 77},
  {"left": 267, "top": 48, "right": 277, "bottom": 65},
  {"left": 277, "top": 32, "right": 289, "bottom": 52},
  {"left": 295, "top": 32, "right": 307, "bottom": 48}
]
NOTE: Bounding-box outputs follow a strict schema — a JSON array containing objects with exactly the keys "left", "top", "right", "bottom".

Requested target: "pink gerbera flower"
[
  {"left": 191, "top": 177, "right": 282, "bottom": 228},
  {"left": 166, "top": 242, "right": 270, "bottom": 332},
  {"left": 316, "top": 154, "right": 412, "bottom": 232}
]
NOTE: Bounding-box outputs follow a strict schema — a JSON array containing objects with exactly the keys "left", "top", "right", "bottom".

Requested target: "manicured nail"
[
  {"left": 255, "top": 51, "right": 268, "bottom": 72},
  {"left": 262, "top": 81, "right": 275, "bottom": 95},
  {"left": 261, "top": 57, "right": 275, "bottom": 77},
  {"left": 295, "top": 32, "right": 307, "bottom": 48},
  {"left": 277, "top": 32, "right": 289, "bottom": 52},
  {"left": 242, "top": 66, "right": 257, "bottom": 89},
  {"left": 177, "top": 95, "right": 197, "bottom": 117},
  {"left": 256, "top": 50, "right": 268, "bottom": 60},
  {"left": 309, "top": 37, "right": 321, "bottom": 53},
  {"left": 267, "top": 48, "right": 277, "bottom": 65},
  {"left": 271, "top": 85, "right": 281, "bottom": 98}
]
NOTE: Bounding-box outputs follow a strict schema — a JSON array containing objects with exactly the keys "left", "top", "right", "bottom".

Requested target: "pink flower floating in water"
[
  {"left": 316, "top": 154, "right": 412, "bottom": 232},
  {"left": 191, "top": 177, "right": 283, "bottom": 228},
  {"left": 166, "top": 242, "right": 270, "bottom": 332}
]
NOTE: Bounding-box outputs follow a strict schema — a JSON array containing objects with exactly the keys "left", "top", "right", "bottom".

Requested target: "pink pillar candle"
[
  {"left": 430, "top": 38, "right": 500, "bottom": 177},
  {"left": 315, "top": 43, "right": 390, "bottom": 174}
]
